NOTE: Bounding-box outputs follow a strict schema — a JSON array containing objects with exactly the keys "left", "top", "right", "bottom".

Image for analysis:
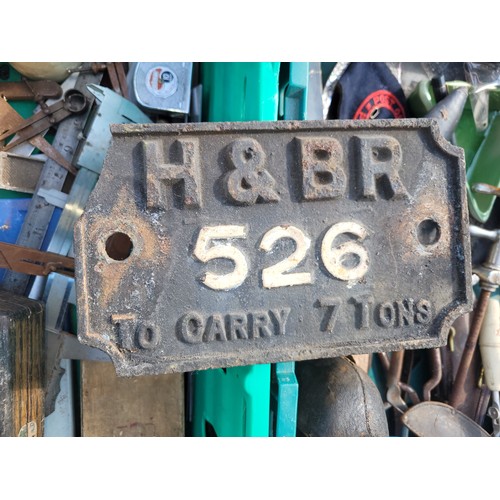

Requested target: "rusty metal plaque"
[{"left": 74, "top": 119, "right": 473, "bottom": 376}]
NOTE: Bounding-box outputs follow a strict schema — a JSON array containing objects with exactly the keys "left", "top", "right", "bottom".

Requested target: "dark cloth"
[{"left": 328, "top": 62, "right": 408, "bottom": 120}]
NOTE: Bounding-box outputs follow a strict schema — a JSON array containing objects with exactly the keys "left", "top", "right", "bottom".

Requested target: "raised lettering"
[
  {"left": 260, "top": 226, "right": 312, "bottom": 288},
  {"left": 223, "top": 138, "right": 280, "bottom": 205},
  {"left": 396, "top": 299, "right": 414, "bottom": 327},
  {"left": 318, "top": 298, "right": 342, "bottom": 334},
  {"left": 137, "top": 324, "right": 160, "bottom": 349},
  {"left": 354, "top": 135, "right": 408, "bottom": 200},
  {"left": 296, "top": 137, "right": 346, "bottom": 200},
  {"left": 142, "top": 138, "right": 202, "bottom": 210},
  {"left": 415, "top": 299, "right": 432, "bottom": 324},
  {"left": 111, "top": 313, "right": 136, "bottom": 350},
  {"left": 378, "top": 302, "right": 396, "bottom": 328},
  {"left": 351, "top": 295, "right": 373, "bottom": 329},
  {"left": 269, "top": 308, "right": 291, "bottom": 336},
  {"left": 321, "top": 222, "right": 369, "bottom": 281},
  {"left": 111, "top": 314, "right": 160, "bottom": 350},
  {"left": 227, "top": 313, "right": 248, "bottom": 340},
  {"left": 193, "top": 225, "right": 248, "bottom": 290},
  {"left": 203, "top": 314, "right": 227, "bottom": 342},
  {"left": 178, "top": 312, "right": 204, "bottom": 344},
  {"left": 250, "top": 311, "right": 273, "bottom": 338},
  {"left": 178, "top": 309, "right": 292, "bottom": 343}
]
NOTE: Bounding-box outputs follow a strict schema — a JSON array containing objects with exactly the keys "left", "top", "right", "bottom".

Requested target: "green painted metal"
[
  {"left": 466, "top": 112, "right": 500, "bottom": 223},
  {"left": 454, "top": 102, "right": 486, "bottom": 168},
  {"left": 192, "top": 62, "right": 280, "bottom": 437},
  {"left": 407, "top": 80, "right": 436, "bottom": 117}
]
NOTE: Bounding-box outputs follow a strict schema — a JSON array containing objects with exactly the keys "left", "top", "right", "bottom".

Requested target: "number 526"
[{"left": 192, "top": 222, "right": 369, "bottom": 291}]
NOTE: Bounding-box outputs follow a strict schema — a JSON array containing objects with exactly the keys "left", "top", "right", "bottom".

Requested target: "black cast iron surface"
[{"left": 74, "top": 119, "right": 473, "bottom": 376}]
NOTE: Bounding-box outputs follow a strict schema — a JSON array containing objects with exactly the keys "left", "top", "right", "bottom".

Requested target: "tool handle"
[
  {"left": 472, "top": 183, "right": 500, "bottom": 197},
  {"left": 470, "top": 225, "right": 499, "bottom": 242}
]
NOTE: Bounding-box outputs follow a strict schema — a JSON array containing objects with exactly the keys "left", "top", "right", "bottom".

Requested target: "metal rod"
[
  {"left": 493, "top": 391, "right": 500, "bottom": 408},
  {"left": 472, "top": 183, "right": 500, "bottom": 197},
  {"left": 449, "top": 289, "right": 492, "bottom": 408},
  {"left": 377, "top": 351, "right": 390, "bottom": 372},
  {"left": 423, "top": 348, "right": 442, "bottom": 401},
  {"left": 399, "top": 382, "right": 421, "bottom": 406}
]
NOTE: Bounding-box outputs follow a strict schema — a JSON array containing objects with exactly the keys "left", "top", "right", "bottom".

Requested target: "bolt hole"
[
  {"left": 315, "top": 171, "right": 334, "bottom": 185},
  {"left": 105, "top": 232, "right": 133, "bottom": 261},
  {"left": 417, "top": 219, "right": 441, "bottom": 246}
]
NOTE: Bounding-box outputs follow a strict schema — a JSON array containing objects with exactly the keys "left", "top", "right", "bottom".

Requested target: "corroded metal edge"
[
  {"left": 109, "top": 117, "right": 461, "bottom": 137},
  {"left": 74, "top": 118, "right": 474, "bottom": 376},
  {"left": 427, "top": 119, "right": 474, "bottom": 349}
]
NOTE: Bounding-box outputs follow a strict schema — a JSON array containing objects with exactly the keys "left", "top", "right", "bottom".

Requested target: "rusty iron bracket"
[
  {"left": 0, "top": 94, "right": 78, "bottom": 175},
  {"left": 0, "top": 241, "right": 74, "bottom": 278},
  {"left": 74, "top": 119, "right": 473, "bottom": 376},
  {"left": 0, "top": 79, "right": 62, "bottom": 101},
  {"left": 0, "top": 89, "right": 87, "bottom": 153}
]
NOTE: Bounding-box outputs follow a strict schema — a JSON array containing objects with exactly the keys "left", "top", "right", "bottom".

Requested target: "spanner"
[{"left": 0, "top": 88, "right": 87, "bottom": 151}]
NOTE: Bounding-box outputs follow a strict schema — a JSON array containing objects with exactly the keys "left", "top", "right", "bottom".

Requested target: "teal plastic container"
[{"left": 192, "top": 63, "right": 280, "bottom": 437}]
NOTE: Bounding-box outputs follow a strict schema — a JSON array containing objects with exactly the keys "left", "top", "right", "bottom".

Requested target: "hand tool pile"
[{"left": 0, "top": 62, "right": 189, "bottom": 436}]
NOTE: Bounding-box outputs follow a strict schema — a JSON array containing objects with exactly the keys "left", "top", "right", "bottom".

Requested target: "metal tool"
[
  {"left": 129, "top": 62, "right": 193, "bottom": 115},
  {"left": 67, "top": 62, "right": 128, "bottom": 96},
  {"left": 105, "top": 63, "right": 128, "bottom": 97},
  {"left": 449, "top": 224, "right": 500, "bottom": 409},
  {"left": 46, "top": 327, "right": 111, "bottom": 362},
  {"left": 0, "top": 92, "right": 77, "bottom": 175},
  {"left": 466, "top": 113, "right": 500, "bottom": 223},
  {"left": 422, "top": 348, "right": 443, "bottom": 401},
  {"left": 7, "top": 72, "right": 79, "bottom": 158},
  {"left": 0, "top": 68, "right": 103, "bottom": 296},
  {"left": 489, "top": 391, "right": 500, "bottom": 437},
  {"left": 0, "top": 152, "right": 43, "bottom": 193},
  {"left": 0, "top": 241, "right": 74, "bottom": 278},
  {"left": 28, "top": 85, "right": 151, "bottom": 430},
  {"left": 0, "top": 79, "right": 62, "bottom": 101},
  {"left": 377, "top": 352, "right": 420, "bottom": 406},
  {"left": 431, "top": 75, "right": 448, "bottom": 102},
  {"left": 0, "top": 89, "right": 87, "bottom": 153},
  {"left": 478, "top": 297, "right": 500, "bottom": 435},
  {"left": 424, "top": 87, "right": 468, "bottom": 142},
  {"left": 386, "top": 351, "right": 408, "bottom": 413},
  {"left": 74, "top": 84, "right": 151, "bottom": 173},
  {"left": 401, "top": 401, "right": 490, "bottom": 437},
  {"left": 472, "top": 182, "right": 500, "bottom": 197}
]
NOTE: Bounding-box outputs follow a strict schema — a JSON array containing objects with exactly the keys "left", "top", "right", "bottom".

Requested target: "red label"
[{"left": 354, "top": 90, "right": 405, "bottom": 120}]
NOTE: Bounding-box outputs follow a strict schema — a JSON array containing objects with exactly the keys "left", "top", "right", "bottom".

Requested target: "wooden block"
[
  {"left": 0, "top": 291, "right": 44, "bottom": 437},
  {"left": 81, "top": 361, "right": 184, "bottom": 436}
]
